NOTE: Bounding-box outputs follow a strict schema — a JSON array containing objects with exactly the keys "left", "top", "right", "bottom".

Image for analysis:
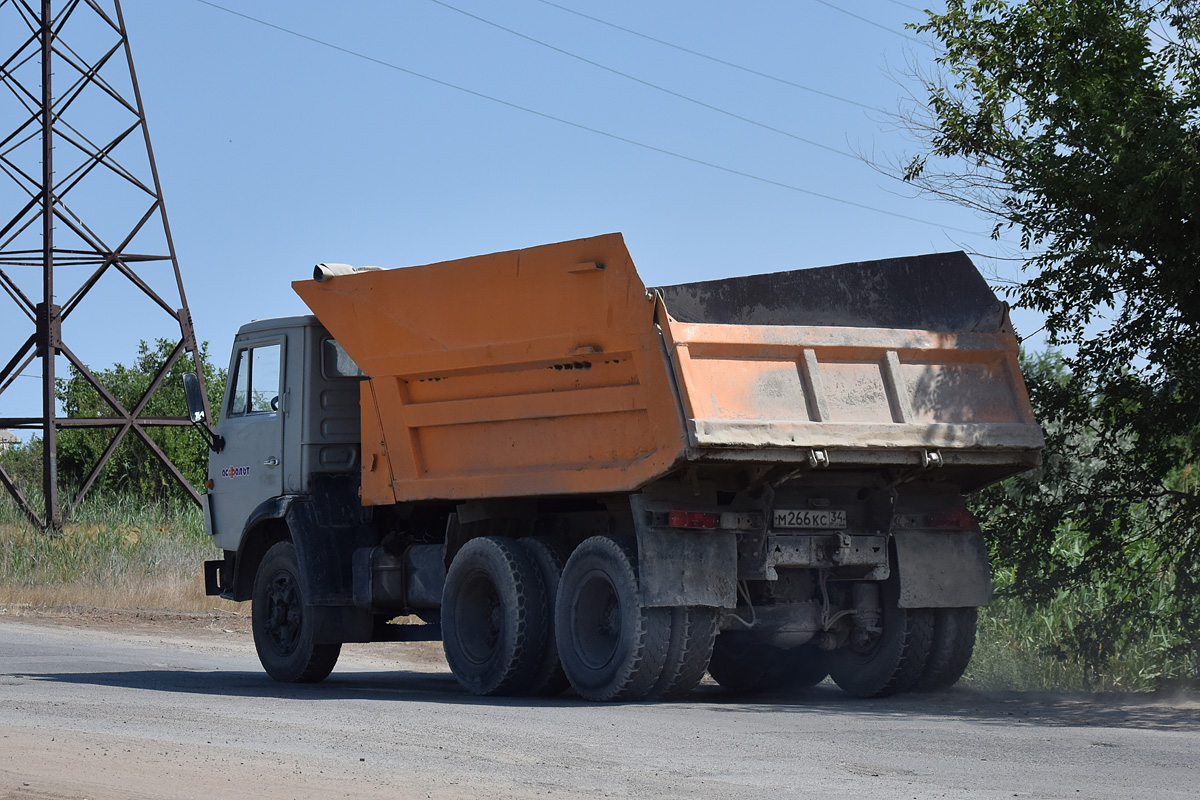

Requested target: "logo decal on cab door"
[{"left": 220, "top": 465, "right": 251, "bottom": 479}]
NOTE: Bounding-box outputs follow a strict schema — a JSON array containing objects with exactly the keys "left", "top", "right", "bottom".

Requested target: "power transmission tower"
[{"left": 0, "top": 0, "right": 211, "bottom": 528}]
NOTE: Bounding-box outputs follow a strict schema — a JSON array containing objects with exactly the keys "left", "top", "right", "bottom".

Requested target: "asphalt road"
[{"left": 0, "top": 614, "right": 1196, "bottom": 800}]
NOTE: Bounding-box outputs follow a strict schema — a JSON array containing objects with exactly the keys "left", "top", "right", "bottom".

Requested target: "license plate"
[{"left": 772, "top": 508, "right": 847, "bottom": 529}]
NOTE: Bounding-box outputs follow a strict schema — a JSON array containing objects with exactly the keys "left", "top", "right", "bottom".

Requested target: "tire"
[
  {"left": 771, "top": 644, "right": 830, "bottom": 690},
  {"left": 707, "top": 635, "right": 827, "bottom": 695},
  {"left": 707, "top": 634, "right": 771, "bottom": 693},
  {"left": 442, "top": 536, "right": 548, "bottom": 696},
  {"left": 251, "top": 541, "right": 341, "bottom": 683},
  {"left": 915, "top": 607, "right": 978, "bottom": 691},
  {"left": 517, "top": 537, "right": 571, "bottom": 696},
  {"left": 651, "top": 606, "right": 719, "bottom": 700},
  {"left": 555, "top": 536, "right": 671, "bottom": 702},
  {"left": 827, "top": 577, "right": 935, "bottom": 698}
]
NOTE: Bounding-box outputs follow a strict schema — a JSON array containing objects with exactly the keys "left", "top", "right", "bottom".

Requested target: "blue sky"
[{"left": 2, "top": 0, "right": 1038, "bottom": 428}]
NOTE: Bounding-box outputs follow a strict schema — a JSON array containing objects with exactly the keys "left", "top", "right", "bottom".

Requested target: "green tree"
[
  {"left": 55, "top": 340, "right": 225, "bottom": 505},
  {"left": 905, "top": 0, "right": 1199, "bottom": 674}
]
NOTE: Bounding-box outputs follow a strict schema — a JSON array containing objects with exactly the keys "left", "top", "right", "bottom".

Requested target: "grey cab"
[{"left": 203, "top": 316, "right": 362, "bottom": 552}]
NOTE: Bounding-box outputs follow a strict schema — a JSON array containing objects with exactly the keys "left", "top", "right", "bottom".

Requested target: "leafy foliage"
[
  {"left": 906, "top": 0, "right": 1199, "bottom": 678},
  {"left": 972, "top": 352, "right": 1196, "bottom": 682},
  {"left": 1, "top": 341, "right": 225, "bottom": 507},
  {"left": 56, "top": 339, "right": 225, "bottom": 505}
]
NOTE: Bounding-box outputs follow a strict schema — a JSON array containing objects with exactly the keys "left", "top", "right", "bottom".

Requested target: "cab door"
[{"left": 208, "top": 337, "right": 285, "bottom": 551}]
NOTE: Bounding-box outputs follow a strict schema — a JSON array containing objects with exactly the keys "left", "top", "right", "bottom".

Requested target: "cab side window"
[
  {"left": 322, "top": 337, "right": 364, "bottom": 379},
  {"left": 229, "top": 344, "right": 282, "bottom": 416}
]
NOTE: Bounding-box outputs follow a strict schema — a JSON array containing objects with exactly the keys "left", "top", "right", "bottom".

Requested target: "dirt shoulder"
[
  {"left": 0, "top": 602, "right": 451, "bottom": 671},
  {"left": 0, "top": 602, "right": 254, "bottom": 634}
]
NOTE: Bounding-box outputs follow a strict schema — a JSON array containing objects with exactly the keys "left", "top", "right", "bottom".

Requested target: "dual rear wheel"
[
  {"left": 823, "top": 575, "right": 977, "bottom": 698},
  {"left": 442, "top": 534, "right": 717, "bottom": 701}
]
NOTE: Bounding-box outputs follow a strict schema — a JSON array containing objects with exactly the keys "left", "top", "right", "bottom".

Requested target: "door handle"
[{"left": 263, "top": 457, "right": 279, "bottom": 467}]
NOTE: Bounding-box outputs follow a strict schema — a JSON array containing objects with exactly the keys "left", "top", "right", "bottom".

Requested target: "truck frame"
[{"left": 191, "top": 233, "right": 1042, "bottom": 701}]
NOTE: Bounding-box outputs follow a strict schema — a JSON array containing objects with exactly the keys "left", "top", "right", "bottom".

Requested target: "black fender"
[
  {"left": 282, "top": 493, "right": 375, "bottom": 644},
  {"left": 228, "top": 495, "right": 297, "bottom": 602},
  {"left": 228, "top": 492, "right": 375, "bottom": 644}
]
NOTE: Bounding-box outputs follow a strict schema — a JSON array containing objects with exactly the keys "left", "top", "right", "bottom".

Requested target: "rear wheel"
[
  {"left": 915, "top": 607, "right": 978, "bottom": 691},
  {"left": 652, "top": 606, "right": 719, "bottom": 700},
  {"left": 827, "top": 578, "right": 935, "bottom": 698},
  {"left": 708, "top": 636, "right": 828, "bottom": 694},
  {"left": 442, "top": 536, "right": 548, "bottom": 696},
  {"left": 252, "top": 542, "right": 341, "bottom": 683},
  {"left": 517, "top": 537, "right": 571, "bottom": 696},
  {"left": 555, "top": 536, "right": 671, "bottom": 702}
]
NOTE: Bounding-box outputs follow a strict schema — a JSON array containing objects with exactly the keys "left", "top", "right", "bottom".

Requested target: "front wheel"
[
  {"left": 555, "top": 536, "right": 671, "bottom": 702},
  {"left": 252, "top": 541, "right": 341, "bottom": 683}
]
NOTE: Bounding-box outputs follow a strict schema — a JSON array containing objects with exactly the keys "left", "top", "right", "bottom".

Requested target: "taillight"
[
  {"left": 668, "top": 510, "right": 720, "bottom": 529},
  {"left": 926, "top": 510, "right": 976, "bottom": 529}
]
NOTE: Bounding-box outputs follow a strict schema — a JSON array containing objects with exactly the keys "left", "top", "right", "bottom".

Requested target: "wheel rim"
[
  {"left": 456, "top": 568, "right": 502, "bottom": 665},
  {"left": 264, "top": 569, "right": 302, "bottom": 656},
  {"left": 570, "top": 568, "right": 621, "bottom": 670}
]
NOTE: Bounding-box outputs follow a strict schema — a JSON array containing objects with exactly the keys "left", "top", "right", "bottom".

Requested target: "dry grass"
[{"left": 0, "top": 499, "right": 242, "bottom": 614}]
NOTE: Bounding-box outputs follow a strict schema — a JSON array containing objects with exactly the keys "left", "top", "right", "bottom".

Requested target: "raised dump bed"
[{"left": 293, "top": 233, "right": 1042, "bottom": 506}]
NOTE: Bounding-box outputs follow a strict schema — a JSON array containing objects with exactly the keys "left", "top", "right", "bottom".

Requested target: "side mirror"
[
  {"left": 182, "top": 371, "right": 224, "bottom": 453},
  {"left": 183, "top": 371, "right": 207, "bottom": 424}
]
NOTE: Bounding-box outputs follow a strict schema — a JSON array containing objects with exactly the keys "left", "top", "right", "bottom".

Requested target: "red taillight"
[
  {"left": 927, "top": 510, "right": 976, "bottom": 529},
  {"left": 668, "top": 510, "right": 720, "bottom": 529}
]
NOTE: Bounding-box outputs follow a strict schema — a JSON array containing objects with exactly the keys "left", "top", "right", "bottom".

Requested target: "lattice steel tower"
[{"left": 0, "top": 0, "right": 210, "bottom": 527}]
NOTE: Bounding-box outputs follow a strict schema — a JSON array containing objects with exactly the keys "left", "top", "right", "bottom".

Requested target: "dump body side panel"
[
  {"left": 655, "top": 253, "right": 1043, "bottom": 490},
  {"left": 293, "top": 234, "right": 688, "bottom": 504},
  {"left": 663, "top": 316, "right": 1040, "bottom": 445}
]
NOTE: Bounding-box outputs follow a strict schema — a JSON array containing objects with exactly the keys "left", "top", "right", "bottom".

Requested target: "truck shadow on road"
[{"left": 16, "top": 668, "right": 1200, "bottom": 731}]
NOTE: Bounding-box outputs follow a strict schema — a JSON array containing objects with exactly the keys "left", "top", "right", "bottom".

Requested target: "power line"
[
  {"left": 427, "top": 0, "right": 859, "bottom": 163},
  {"left": 529, "top": 0, "right": 884, "bottom": 114},
  {"left": 811, "top": 0, "right": 926, "bottom": 45},
  {"left": 881, "top": 0, "right": 927, "bottom": 13},
  {"left": 187, "top": 0, "right": 984, "bottom": 237}
]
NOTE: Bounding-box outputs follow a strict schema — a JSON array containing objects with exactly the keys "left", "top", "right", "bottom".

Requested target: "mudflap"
[
  {"left": 893, "top": 529, "right": 992, "bottom": 608},
  {"left": 285, "top": 498, "right": 374, "bottom": 644},
  {"left": 635, "top": 527, "right": 738, "bottom": 608},
  {"left": 630, "top": 494, "right": 738, "bottom": 608}
]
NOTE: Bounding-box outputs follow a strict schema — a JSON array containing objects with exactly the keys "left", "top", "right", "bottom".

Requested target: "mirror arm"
[
  {"left": 191, "top": 418, "right": 225, "bottom": 454},
  {"left": 182, "top": 371, "right": 224, "bottom": 453}
]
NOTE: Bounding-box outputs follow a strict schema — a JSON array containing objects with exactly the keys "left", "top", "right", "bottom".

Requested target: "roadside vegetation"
[
  {"left": 902, "top": 0, "right": 1199, "bottom": 692},
  {"left": 0, "top": 339, "right": 233, "bottom": 613},
  {"left": 0, "top": 492, "right": 235, "bottom": 613}
]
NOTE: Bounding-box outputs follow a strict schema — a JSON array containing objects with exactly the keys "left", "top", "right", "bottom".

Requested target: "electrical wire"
[
  {"left": 881, "top": 0, "right": 927, "bottom": 13},
  {"left": 811, "top": 0, "right": 927, "bottom": 45},
  {"left": 427, "top": 0, "right": 859, "bottom": 162},
  {"left": 187, "top": 0, "right": 984, "bottom": 237},
  {"left": 529, "top": 0, "right": 884, "bottom": 114}
]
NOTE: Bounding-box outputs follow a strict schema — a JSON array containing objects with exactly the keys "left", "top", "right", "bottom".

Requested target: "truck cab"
[{"left": 204, "top": 316, "right": 364, "bottom": 584}]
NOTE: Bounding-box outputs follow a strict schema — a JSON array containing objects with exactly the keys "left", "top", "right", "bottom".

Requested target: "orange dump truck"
[{"left": 191, "top": 233, "right": 1042, "bottom": 701}]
